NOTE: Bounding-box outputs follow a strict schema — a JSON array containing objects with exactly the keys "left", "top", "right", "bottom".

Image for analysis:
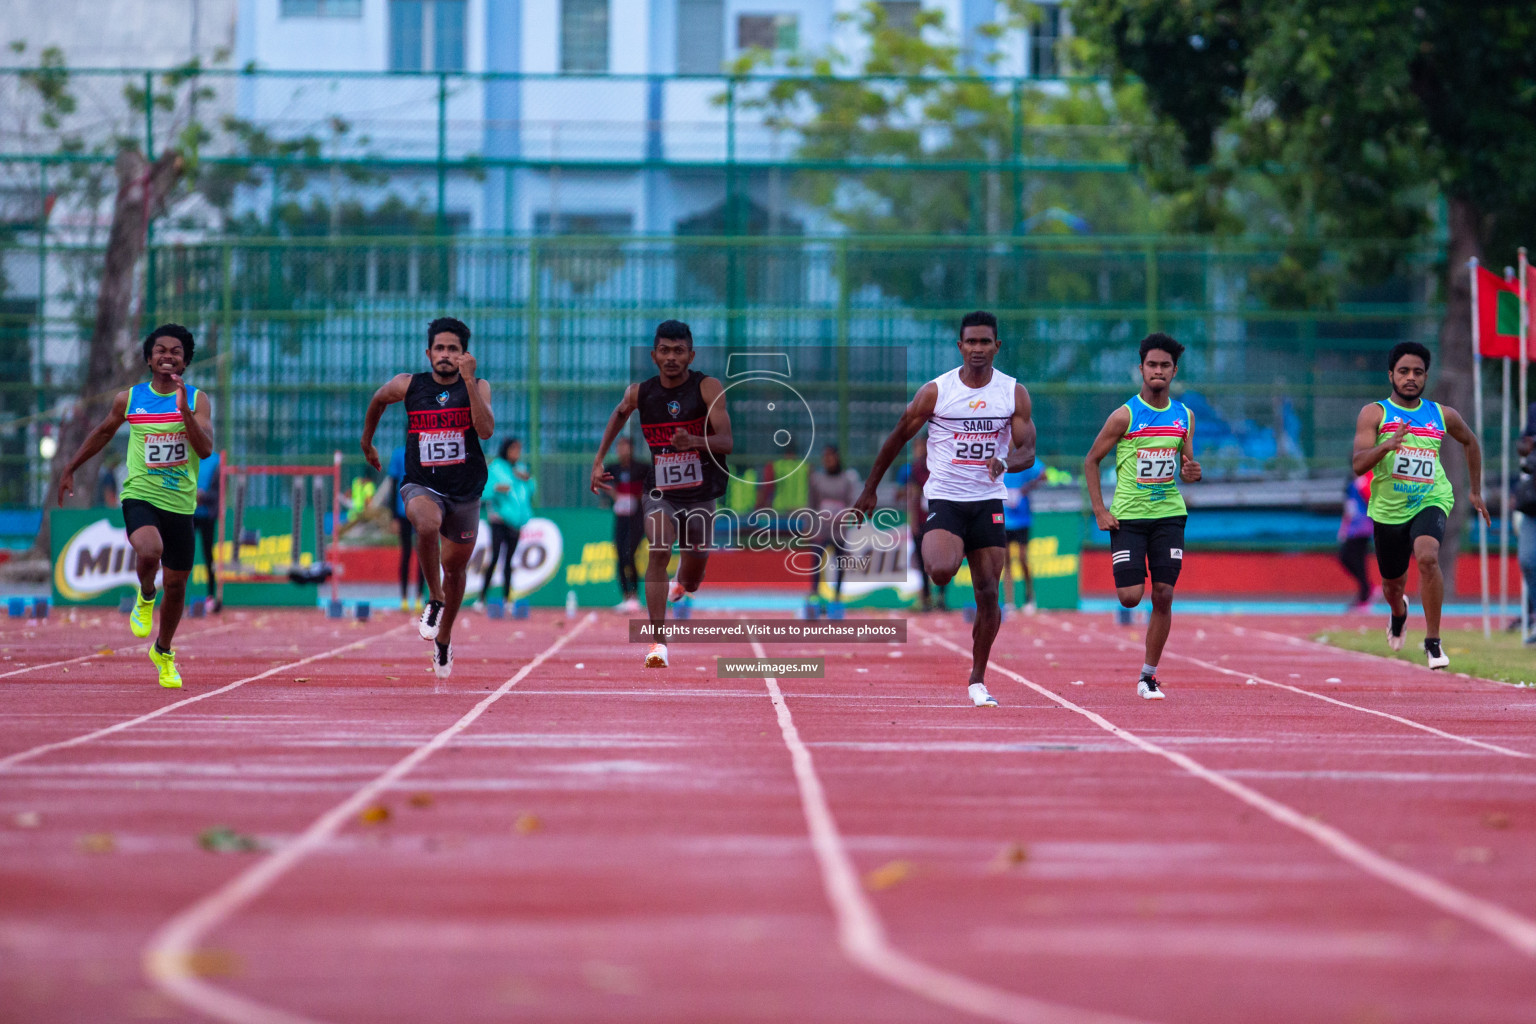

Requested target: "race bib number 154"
[{"left": 655, "top": 451, "right": 703, "bottom": 490}]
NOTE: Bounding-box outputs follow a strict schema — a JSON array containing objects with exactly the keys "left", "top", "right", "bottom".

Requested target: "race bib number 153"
[{"left": 419, "top": 430, "right": 466, "bottom": 466}]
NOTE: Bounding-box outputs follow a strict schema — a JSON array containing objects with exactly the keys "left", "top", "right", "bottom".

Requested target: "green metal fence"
[{"left": 0, "top": 233, "right": 1444, "bottom": 507}]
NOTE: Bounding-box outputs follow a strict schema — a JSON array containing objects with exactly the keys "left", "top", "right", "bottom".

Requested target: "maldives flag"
[{"left": 1475, "top": 265, "right": 1520, "bottom": 358}]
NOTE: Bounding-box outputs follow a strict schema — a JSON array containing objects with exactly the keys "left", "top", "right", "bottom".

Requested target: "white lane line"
[
  {"left": 1056, "top": 617, "right": 1535, "bottom": 761},
  {"left": 752, "top": 639, "right": 1156, "bottom": 1024},
  {"left": 0, "top": 620, "right": 241, "bottom": 681},
  {"left": 1224, "top": 620, "right": 1536, "bottom": 692},
  {"left": 143, "top": 614, "right": 594, "bottom": 1024},
  {"left": 0, "top": 623, "right": 412, "bottom": 772},
  {"left": 917, "top": 625, "right": 1536, "bottom": 958}
]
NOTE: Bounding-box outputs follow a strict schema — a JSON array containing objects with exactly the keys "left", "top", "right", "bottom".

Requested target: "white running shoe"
[
  {"left": 1386, "top": 599, "right": 1408, "bottom": 652},
  {"left": 418, "top": 599, "right": 444, "bottom": 640},
  {"left": 1137, "top": 674, "right": 1166, "bottom": 700},
  {"left": 968, "top": 682, "right": 999, "bottom": 707},
  {"left": 614, "top": 596, "right": 641, "bottom": 613},
  {"left": 1023, "top": 600, "right": 1038, "bottom": 615},
  {"left": 645, "top": 642, "right": 669, "bottom": 668},
  {"left": 667, "top": 581, "right": 687, "bottom": 603},
  {"left": 1424, "top": 637, "right": 1449, "bottom": 670},
  {"left": 433, "top": 640, "right": 453, "bottom": 679}
]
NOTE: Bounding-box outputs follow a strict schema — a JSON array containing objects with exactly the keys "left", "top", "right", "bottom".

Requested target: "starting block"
[
  {"left": 31, "top": 597, "right": 48, "bottom": 619},
  {"left": 188, "top": 598, "right": 207, "bottom": 618},
  {"left": 7, "top": 597, "right": 27, "bottom": 618},
  {"left": 511, "top": 599, "right": 530, "bottom": 619},
  {"left": 486, "top": 599, "right": 506, "bottom": 619},
  {"left": 354, "top": 602, "right": 371, "bottom": 622},
  {"left": 825, "top": 602, "right": 845, "bottom": 621},
  {"left": 326, "top": 599, "right": 345, "bottom": 619}
]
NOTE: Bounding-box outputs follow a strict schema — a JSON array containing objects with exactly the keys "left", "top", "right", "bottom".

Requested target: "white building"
[{"left": 234, "top": 0, "right": 1067, "bottom": 233}]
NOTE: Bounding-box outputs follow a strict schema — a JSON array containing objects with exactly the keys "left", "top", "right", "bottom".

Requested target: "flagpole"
[
  {"left": 1521, "top": 247, "right": 1530, "bottom": 637},
  {"left": 1471, "top": 258, "right": 1490, "bottom": 638}
]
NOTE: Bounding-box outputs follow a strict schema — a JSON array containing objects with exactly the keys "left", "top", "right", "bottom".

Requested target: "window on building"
[
  {"left": 281, "top": 0, "right": 362, "bottom": 15},
  {"left": 561, "top": 0, "right": 609, "bottom": 73},
  {"left": 737, "top": 13, "right": 798, "bottom": 53},
  {"left": 389, "top": 0, "right": 466, "bottom": 72},
  {"left": 533, "top": 212, "right": 633, "bottom": 235},
  {"left": 677, "top": 0, "right": 724, "bottom": 74},
  {"left": 875, "top": 1, "right": 921, "bottom": 34},
  {"left": 1030, "top": 4, "right": 1063, "bottom": 79}
]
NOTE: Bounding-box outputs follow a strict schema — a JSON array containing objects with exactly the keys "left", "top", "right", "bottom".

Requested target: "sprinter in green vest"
[
  {"left": 1084, "top": 333, "right": 1202, "bottom": 700},
  {"left": 56, "top": 324, "right": 215, "bottom": 688},
  {"left": 1351, "top": 341, "right": 1488, "bottom": 669}
]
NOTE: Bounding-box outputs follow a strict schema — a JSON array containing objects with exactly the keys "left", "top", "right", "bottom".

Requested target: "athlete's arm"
[
  {"left": 360, "top": 373, "right": 413, "bottom": 471},
  {"left": 1083, "top": 405, "right": 1132, "bottom": 532},
  {"left": 991, "top": 382, "right": 1036, "bottom": 479},
  {"left": 56, "top": 391, "right": 130, "bottom": 507},
  {"left": 1443, "top": 406, "right": 1492, "bottom": 525},
  {"left": 852, "top": 382, "right": 938, "bottom": 519},
  {"left": 1178, "top": 409, "right": 1201, "bottom": 483},
  {"left": 174, "top": 376, "right": 214, "bottom": 459},
  {"left": 591, "top": 384, "right": 640, "bottom": 494},
  {"left": 457, "top": 353, "right": 495, "bottom": 440},
  {"left": 1350, "top": 403, "right": 1406, "bottom": 477},
  {"left": 673, "top": 376, "right": 733, "bottom": 455}
]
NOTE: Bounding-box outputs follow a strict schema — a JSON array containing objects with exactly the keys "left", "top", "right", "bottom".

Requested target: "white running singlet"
[{"left": 923, "top": 366, "right": 1017, "bottom": 503}]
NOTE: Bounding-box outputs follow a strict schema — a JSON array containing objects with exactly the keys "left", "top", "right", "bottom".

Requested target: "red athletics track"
[{"left": 2, "top": 606, "right": 1535, "bottom": 1023}]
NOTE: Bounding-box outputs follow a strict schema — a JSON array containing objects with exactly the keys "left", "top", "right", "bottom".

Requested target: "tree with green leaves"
[{"left": 1073, "top": 0, "right": 1536, "bottom": 590}]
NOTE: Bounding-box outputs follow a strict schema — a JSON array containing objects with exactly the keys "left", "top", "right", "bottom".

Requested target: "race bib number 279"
[{"left": 144, "top": 432, "right": 188, "bottom": 468}]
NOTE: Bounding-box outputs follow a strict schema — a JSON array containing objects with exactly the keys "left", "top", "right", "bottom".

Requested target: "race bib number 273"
[{"left": 1136, "top": 448, "right": 1178, "bottom": 485}]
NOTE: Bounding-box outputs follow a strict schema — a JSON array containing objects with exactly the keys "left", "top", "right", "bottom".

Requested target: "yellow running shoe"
[
  {"left": 147, "top": 644, "right": 182, "bottom": 688},
  {"left": 129, "top": 589, "right": 155, "bottom": 638}
]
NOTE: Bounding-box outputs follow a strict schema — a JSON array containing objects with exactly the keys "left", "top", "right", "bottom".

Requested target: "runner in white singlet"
[{"left": 854, "top": 311, "right": 1036, "bottom": 707}]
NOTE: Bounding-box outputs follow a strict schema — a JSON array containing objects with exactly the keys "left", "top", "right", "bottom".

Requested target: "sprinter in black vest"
[
  {"left": 362, "top": 317, "right": 494, "bottom": 680},
  {"left": 591, "top": 320, "right": 732, "bottom": 668}
]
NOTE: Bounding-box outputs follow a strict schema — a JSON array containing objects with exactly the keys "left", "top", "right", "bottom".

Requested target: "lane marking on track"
[
  {"left": 143, "top": 614, "right": 594, "bottom": 1024},
  {"left": 916, "top": 624, "right": 1536, "bottom": 958},
  {"left": 1055, "top": 617, "right": 1536, "bottom": 761},
  {"left": 753, "top": 639, "right": 1158, "bottom": 1024},
  {"left": 1223, "top": 620, "right": 1536, "bottom": 692},
  {"left": 0, "top": 620, "right": 242, "bottom": 681},
  {"left": 0, "top": 623, "right": 412, "bottom": 773}
]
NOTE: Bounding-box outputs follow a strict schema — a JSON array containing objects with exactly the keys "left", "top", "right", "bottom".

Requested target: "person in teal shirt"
[{"left": 479, "top": 437, "right": 535, "bottom": 604}]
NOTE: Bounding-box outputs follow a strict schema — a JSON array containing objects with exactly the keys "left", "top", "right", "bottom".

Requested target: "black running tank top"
[
  {"left": 637, "top": 370, "right": 727, "bottom": 502},
  {"left": 404, "top": 372, "right": 488, "bottom": 499}
]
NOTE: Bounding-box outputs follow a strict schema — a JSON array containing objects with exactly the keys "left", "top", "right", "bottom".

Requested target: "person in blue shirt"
[
  {"left": 478, "top": 437, "right": 536, "bottom": 605},
  {"left": 192, "top": 450, "right": 221, "bottom": 612},
  {"left": 1001, "top": 461, "right": 1046, "bottom": 613},
  {"left": 389, "top": 444, "right": 425, "bottom": 611}
]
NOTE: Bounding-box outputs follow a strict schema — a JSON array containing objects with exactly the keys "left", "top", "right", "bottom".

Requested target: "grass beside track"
[{"left": 1316, "top": 624, "right": 1536, "bottom": 687}]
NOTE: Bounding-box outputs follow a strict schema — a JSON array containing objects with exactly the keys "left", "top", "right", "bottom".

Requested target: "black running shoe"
[
  {"left": 418, "top": 599, "right": 444, "bottom": 640},
  {"left": 1137, "top": 673, "right": 1165, "bottom": 700},
  {"left": 1424, "top": 637, "right": 1449, "bottom": 670}
]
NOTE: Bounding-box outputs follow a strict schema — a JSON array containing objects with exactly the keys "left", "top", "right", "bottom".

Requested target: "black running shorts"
[
  {"left": 1110, "top": 515, "right": 1186, "bottom": 589},
  {"left": 924, "top": 498, "right": 1007, "bottom": 552},
  {"left": 400, "top": 482, "right": 481, "bottom": 545},
  {"left": 121, "top": 498, "right": 196, "bottom": 573},
  {"left": 1373, "top": 506, "right": 1447, "bottom": 581}
]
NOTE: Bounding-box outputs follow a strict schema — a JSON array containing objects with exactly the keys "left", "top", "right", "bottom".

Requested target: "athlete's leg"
[
  {"left": 1414, "top": 534, "right": 1444, "bottom": 638},
  {"left": 129, "top": 525, "right": 164, "bottom": 600},
  {"left": 500, "top": 525, "right": 520, "bottom": 601},
  {"left": 435, "top": 537, "right": 475, "bottom": 644},
  {"left": 479, "top": 522, "right": 509, "bottom": 599},
  {"left": 965, "top": 545, "right": 1006, "bottom": 685},
  {"left": 999, "top": 539, "right": 1014, "bottom": 608},
  {"left": 407, "top": 495, "right": 445, "bottom": 603},
  {"left": 644, "top": 506, "right": 679, "bottom": 634},
  {"left": 1019, "top": 529, "right": 1035, "bottom": 606},
  {"left": 195, "top": 515, "right": 217, "bottom": 600},
  {"left": 1143, "top": 581, "right": 1175, "bottom": 666},
  {"left": 156, "top": 568, "right": 190, "bottom": 650},
  {"left": 921, "top": 529, "right": 966, "bottom": 587},
  {"left": 673, "top": 505, "right": 713, "bottom": 596},
  {"left": 1115, "top": 583, "right": 1146, "bottom": 609}
]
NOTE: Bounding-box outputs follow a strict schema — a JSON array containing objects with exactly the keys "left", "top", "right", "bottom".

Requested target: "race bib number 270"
[{"left": 1391, "top": 446, "right": 1438, "bottom": 484}]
